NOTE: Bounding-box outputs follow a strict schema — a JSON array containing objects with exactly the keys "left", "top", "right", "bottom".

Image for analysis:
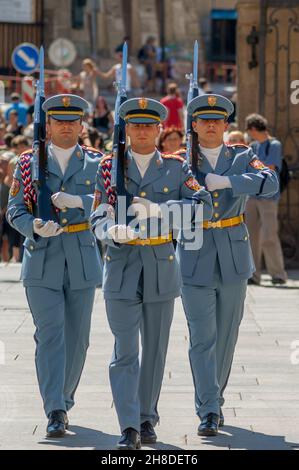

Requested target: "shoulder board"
[
  {"left": 82, "top": 145, "right": 103, "bottom": 155},
  {"left": 20, "top": 149, "right": 33, "bottom": 157},
  {"left": 173, "top": 148, "right": 186, "bottom": 156},
  {"left": 100, "top": 153, "right": 113, "bottom": 166},
  {"left": 161, "top": 153, "right": 185, "bottom": 163},
  {"left": 18, "top": 150, "right": 33, "bottom": 164},
  {"left": 226, "top": 143, "right": 249, "bottom": 149}
]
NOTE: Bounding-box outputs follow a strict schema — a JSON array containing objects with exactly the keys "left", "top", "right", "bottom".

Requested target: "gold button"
[
  {"left": 30, "top": 245, "right": 34, "bottom": 251},
  {"left": 214, "top": 213, "right": 219, "bottom": 218},
  {"left": 106, "top": 256, "right": 111, "bottom": 261},
  {"left": 214, "top": 202, "right": 219, "bottom": 208},
  {"left": 169, "top": 255, "right": 174, "bottom": 261},
  {"left": 213, "top": 192, "right": 219, "bottom": 198},
  {"left": 163, "top": 187, "right": 169, "bottom": 193},
  {"left": 244, "top": 236, "right": 248, "bottom": 241},
  {"left": 62, "top": 218, "right": 68, "bottom": 224},
  {"left": 61, "top": 187, "right": 65, "bottom": 192},
  {"left": 86, "top": 180, "right": 91, "bottom": 186},
  {"left": 77, "top": 151, "right": 81, "bottom": 157},
  {"left": 61, "top": 208, "right": 67, "bottom": 213},
  {"left": 140, "top": 191, "right": 146, "bottom": 197},
  {"left": 140, "top": 225, "right": 146, "bottom": 231}
]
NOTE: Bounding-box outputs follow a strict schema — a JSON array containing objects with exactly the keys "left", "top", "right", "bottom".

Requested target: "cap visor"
[
  {"left": 50, "top": 115, "right": 81, "bottom": 121},
  {"left": 196, "top": 113, "right": 225, "bottom": 120},
  {"left": 126, "top": 117, "right": 159, "bottom": 124}
]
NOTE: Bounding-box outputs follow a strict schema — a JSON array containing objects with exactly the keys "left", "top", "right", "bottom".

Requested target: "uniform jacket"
[
  {"left": 7, "top": 144, "right": 102, "bottom": 290},
  {"left": 176, "top": 144, "right": 279, "bottom": 286},
  {"left": 91, "top": 149, "right": 213, "bottom": 302}
]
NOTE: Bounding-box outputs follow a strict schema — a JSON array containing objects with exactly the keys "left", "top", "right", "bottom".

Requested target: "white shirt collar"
[
  {"left": 50, "top": 143, "right": 77, "bottom": 175},
  {"left": 199, "top": 144, "right": 223, "bottom": 170},
  {"left": 131, "top": 150, "right": 156, "bottom": 178}
]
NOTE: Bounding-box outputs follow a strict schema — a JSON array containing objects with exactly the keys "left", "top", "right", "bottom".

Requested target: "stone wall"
[
  {"left": 44, "top": 0, "right": 90, "bottom": 61},
  {"left": 237, "top": 0, "right": 299, "bottom": 266},
  {"left": 43, "top": 0, "right": 239, "bottom": 60}
]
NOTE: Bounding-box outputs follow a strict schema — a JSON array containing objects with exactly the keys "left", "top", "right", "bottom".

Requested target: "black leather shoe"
[
  {"left": 198, "top": 413, "right": 219, "bottom": 436},
  {"left": 141, "top": 421, "right": 157, "bottom": 444},
  {"left": 46, "top": 410, "right": 68, "bottom": 438},
  {"left": 116, "top": 428, "right": 141, "bottom": 450},
  {"left": 248, "top": 277, "right": 260, "bottom": 286},
  {"left": 272, "top": 277, "right": 286, "bottom": 285},
  {"left": 219, "top": 409, "right": 224, "bottom": 427}
]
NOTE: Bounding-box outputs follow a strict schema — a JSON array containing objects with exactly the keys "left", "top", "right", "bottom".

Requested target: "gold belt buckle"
[
  {"left": 210, "top": 220, "right": 222, "bottom": 229},
  {"left": 139, "top": 239, "right": 150, "bottom": 246}
]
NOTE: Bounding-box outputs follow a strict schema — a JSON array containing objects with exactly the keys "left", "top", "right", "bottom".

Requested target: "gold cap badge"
[
  {"left": 208, "top": 96, "right": 217, "bottom": 107},
  {"left": 139, "top": 98, "right": 148, "bottom": 110},
  {"left": 62, "top": 96, "right": 71, "bottom": 107}
]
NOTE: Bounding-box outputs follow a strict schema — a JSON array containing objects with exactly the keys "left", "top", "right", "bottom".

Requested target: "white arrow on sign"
[{"left": 17, "top": 49, "right": 36, "bottom": 68}]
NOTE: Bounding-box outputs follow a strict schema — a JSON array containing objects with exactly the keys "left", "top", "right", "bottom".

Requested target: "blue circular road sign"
[{"left": 12, "top": 43, "right": 39, "bottom": 74}]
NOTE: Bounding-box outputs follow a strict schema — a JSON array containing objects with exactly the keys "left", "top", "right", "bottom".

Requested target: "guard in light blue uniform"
[
  {"left": 91, "top": 97, "right": 212, "bottom": 449},
  {"left": 176, "top": 94, "right": 279, "bottom": 436},
  {"left": 7, "top": 94, "right": 102, "bottom": 437}
]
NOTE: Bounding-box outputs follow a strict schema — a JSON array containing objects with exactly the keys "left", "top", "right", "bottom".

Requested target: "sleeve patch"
[
  {"left": 184, "top": 176, "right": 201, "bottom": 191},
  {"left": 9, "top": 178, "right": 20, "bottom": 197},
  {"left": 249, "top": 158, "right": 267, "bottom": 170}
]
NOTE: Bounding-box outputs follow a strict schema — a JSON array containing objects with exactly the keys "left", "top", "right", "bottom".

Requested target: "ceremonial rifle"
[
  {"left": 32, "top": 46, "right": 53, "bottom": 221},
  {"left": 185, "top": 40, "right": 199, "bottom": 172},
  {"left": 110, "top": 42, "right": 133, "bottom": 224}
]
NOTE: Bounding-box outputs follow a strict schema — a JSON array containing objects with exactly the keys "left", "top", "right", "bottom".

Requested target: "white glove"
[
  {"left": 205, "top": 174, "right": 232, "bottom": 191},
  {"left": 33, "top": 219, "right": 64, "bottom": 238},
  {"left": 131, "top": 197, "right": 162, "bottom": 221},
  {"left": 51, "top": 192, "right": 83, "bottom": 210},
  {"left": 107, "top": 224, "right": 139, "bottom": 244}
]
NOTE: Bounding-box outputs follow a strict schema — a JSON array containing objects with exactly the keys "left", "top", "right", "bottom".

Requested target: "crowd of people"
[{"left": 65, "top": 35, "right": 174, "bottom": 112}]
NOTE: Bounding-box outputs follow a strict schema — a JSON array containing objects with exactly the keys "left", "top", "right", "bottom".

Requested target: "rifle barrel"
[{"left": 193, "top": 40, "right": 198, "bottom": 85}]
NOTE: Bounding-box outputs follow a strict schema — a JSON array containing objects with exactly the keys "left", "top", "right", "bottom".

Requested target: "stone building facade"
[
  {"left": 237, "top": 0, "right": 299, "bottom": 266},
  {"left": 42, "top": 0, "right": 238, "bottom": 63}
]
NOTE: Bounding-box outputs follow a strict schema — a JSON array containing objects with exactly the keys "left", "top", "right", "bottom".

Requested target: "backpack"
[{"left": 264, "top": 138, "right": 290, "bottom": 193}]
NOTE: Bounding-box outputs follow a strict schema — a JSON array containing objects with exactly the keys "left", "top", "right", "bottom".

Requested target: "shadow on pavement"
[
  {"left": 199, "top": 425, "right": 299, "bottom": 450},
  {"left": 38, "top": 425, "right": 183, "bottom": 450}
]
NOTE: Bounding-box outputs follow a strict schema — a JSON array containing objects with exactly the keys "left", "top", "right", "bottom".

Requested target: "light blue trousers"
[
  {"left": 182, "top": 274, "right": 247, "bottom": 419},
  {"left": 106, "top": 296, "right": 174, "bottom": 433},
  {"left": 26, "top": 270, "right": 95, "bottom": 417}
]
